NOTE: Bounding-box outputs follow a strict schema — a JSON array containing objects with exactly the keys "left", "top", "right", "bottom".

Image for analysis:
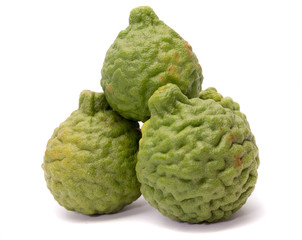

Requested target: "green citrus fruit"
[
  {"left": 136, "top": 84, "right": 259, "bottom": 223},
  {"left": 101, "top": 6, "right": 203, "bottom": 121},
  {"left": 42, "top": 90, "right": 141, "bottom": 215}
]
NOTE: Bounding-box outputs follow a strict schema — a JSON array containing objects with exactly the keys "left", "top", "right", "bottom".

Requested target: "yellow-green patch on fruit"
[{"left": 42, "top": 90, "right": 141, "bottom": 215}]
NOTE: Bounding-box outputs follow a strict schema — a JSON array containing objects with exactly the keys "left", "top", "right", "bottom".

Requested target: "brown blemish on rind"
[
  {"left": 173, "top": 52, "right": 179, "bottom": 62},
  {"left": 168, "top": 65, "right": 175, "bottom": 74},
  {"left": 59, "top": 130, "right": 67, "bottom": 138},
  {"left": 184, "top": 41, "right": 192, "bottom": 51},
  {"left": 227, "top": 135, "right": 237, "bottom": 142},
  {"left": 107, "top": 85, "right": 113, "bottom": 94},
  {"left": 184, "top": 41, "right": 193, "bottom": 57},
  {"left": 234, "top": 154, "right": 242, "bottom": 168}
]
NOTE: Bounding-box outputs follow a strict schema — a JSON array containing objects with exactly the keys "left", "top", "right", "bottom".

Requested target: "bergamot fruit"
[
  {"left": 101, "top": 6, "right": 203, "bottom": 121},
  {"left": 136, "top": 84, "right": 259, "bottom": 223},
  {"left": 42, "top": 90, "right": 141, "bottom": 215}
]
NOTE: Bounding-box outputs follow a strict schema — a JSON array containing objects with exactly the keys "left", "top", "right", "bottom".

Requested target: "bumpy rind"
[
  {"left": 101, "top": 6, "right": 203, "bottom": 121},
  {"left": 42, "top": 91, "right": 141, "bottom": 215},
  {"left": 136, "top": 84, "right": 259, "bottom": 223}
]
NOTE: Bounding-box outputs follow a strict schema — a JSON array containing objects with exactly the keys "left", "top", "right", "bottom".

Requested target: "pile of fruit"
[{"left": 42, "top": 6, "right": 259, "bottom": 223}]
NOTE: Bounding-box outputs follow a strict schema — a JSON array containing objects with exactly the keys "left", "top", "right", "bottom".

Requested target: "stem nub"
[
  {"left": 79, "top": 90, "right": 110, "bottom": 116},
  {"left": 129, "top": 6, "right": 159, "bottom": 26}
]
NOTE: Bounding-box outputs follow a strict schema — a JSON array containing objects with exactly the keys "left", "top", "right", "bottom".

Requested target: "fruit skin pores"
[
  {"left": 42, "top": 91, "right": 141, "bottom": 215},
  {"left": 136, "top": 84, "right": 259, "bottom": 223},
  {"left": 101, "top": 6, "right": 203, "bottom": 121}
]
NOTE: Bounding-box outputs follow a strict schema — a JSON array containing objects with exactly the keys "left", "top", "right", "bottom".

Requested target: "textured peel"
[
  {"left": 136, "top": 84, "right": 259, "bottom": 223},
  {"left": 42, "top": 90, "right": 141, "bottom": 214},
  {"left": 101, "top": 6, "right": 203, "bottom": 121}
]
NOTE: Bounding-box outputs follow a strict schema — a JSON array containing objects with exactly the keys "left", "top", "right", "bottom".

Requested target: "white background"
[{"left": 1, "top": 0, "right": 302, "bottom": 239}]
